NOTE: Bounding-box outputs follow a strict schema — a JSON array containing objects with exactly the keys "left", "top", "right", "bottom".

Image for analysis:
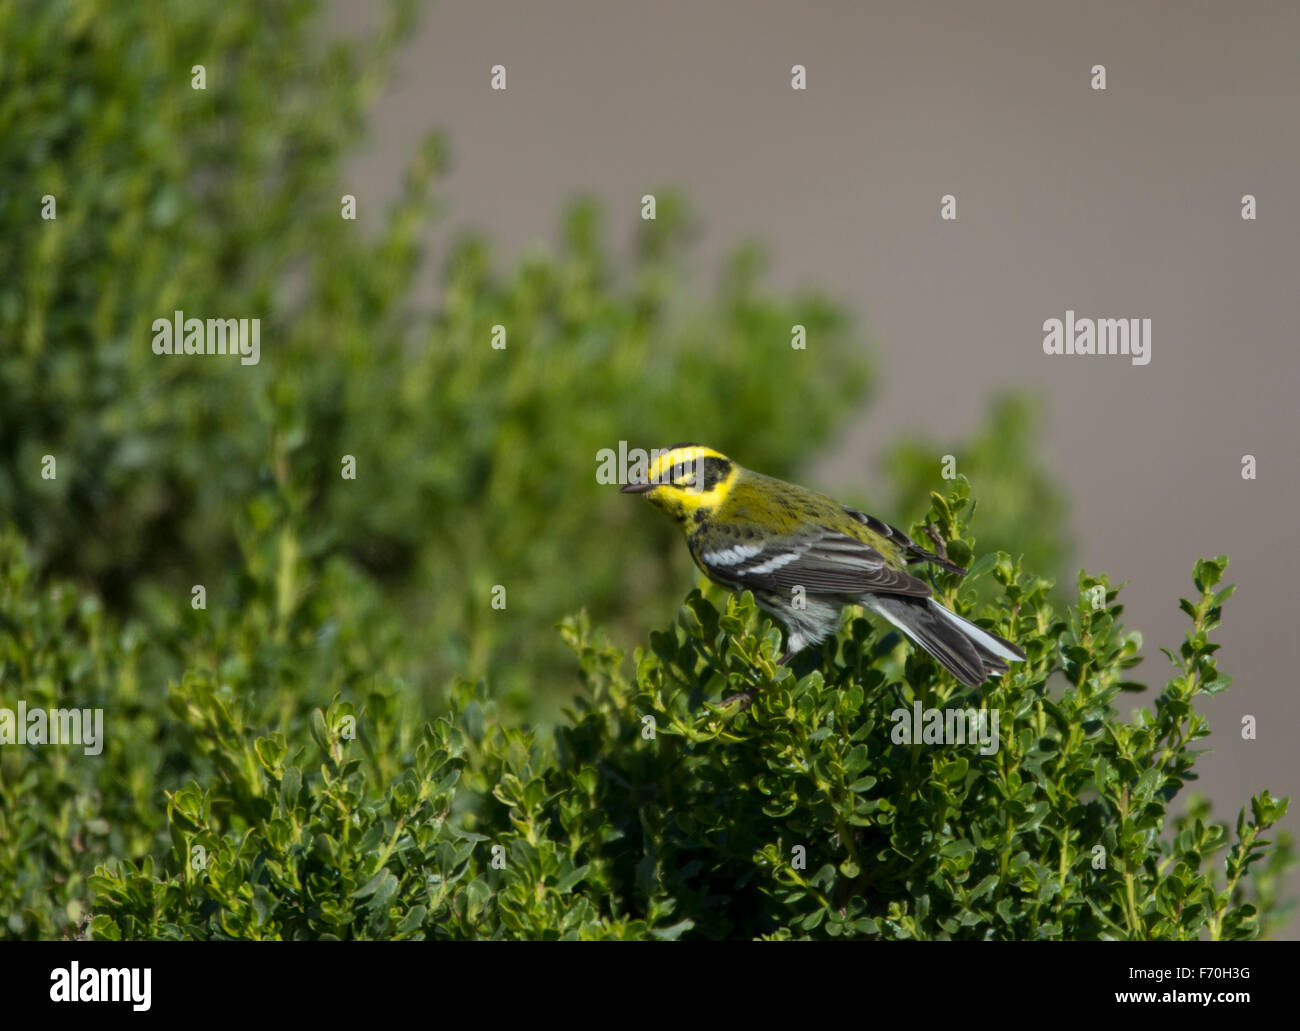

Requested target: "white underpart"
[
  {"left": 702, "top": 544, "right": 763, "bottom": 566},
  {"left": 742, "top": 551, "right": 802, "bottom": 575},
  {"left": 752, "top": 591, "right": 841, "bottom": 654}
]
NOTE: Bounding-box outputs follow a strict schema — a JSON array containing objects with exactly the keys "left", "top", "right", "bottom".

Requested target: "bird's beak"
[{"left": 620, "top": 481, "right": 654, "bottom": 494}]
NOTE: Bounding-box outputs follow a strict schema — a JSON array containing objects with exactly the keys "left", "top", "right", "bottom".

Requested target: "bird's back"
[{"left": 716, "top": 467, "right": 910, "bottom": 567}]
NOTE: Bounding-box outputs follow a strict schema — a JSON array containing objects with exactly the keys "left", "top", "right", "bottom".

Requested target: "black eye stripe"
[
  {"left": 659, "top": 456, "right": 731, "bottom": 489},
  {"left": 701, "top": 457, "right": 731, "bottom": 490}
]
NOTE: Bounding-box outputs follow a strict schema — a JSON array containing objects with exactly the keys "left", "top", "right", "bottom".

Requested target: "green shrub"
[
  {"left": 79, "top": 482, "right": 1290, "bottom": 940},
  {"left": 0, "top": 508, "right": 413, "bottom": 939},
  {"left": 0, "top": 531, "right": 154, "bottom": 938}
]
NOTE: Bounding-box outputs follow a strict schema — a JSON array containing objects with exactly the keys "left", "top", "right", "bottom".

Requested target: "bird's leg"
[
  {"left": 922, "top": 523, "right": 967, "bottom": 576},
  {"left": 924, "top": 523, "right": 948, "bottom": 562}
]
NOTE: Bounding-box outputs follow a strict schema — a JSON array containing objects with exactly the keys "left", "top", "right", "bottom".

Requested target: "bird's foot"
[{"left": 923, "top": 523, "right": 967, "bottom": 576}]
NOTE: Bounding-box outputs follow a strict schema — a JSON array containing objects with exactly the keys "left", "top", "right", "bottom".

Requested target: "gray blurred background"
[{"left": 335, "top": 0, "right": 1298, "bottom": 928}]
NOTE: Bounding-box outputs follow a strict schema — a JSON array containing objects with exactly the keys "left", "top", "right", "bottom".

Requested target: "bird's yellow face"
[{"left": 620, "top": 444, "right": 737, "bottom": 526}]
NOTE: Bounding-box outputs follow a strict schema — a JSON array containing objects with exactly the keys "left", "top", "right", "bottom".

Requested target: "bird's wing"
[
  {"left": 840, "top": 506, "right": 914, "bottom": 551},
  {"left": 842, "top": 506, "right": 967, "bottom": 575},
  {"left": 697, "top": 526, "right": 933, "bottom": 598}
]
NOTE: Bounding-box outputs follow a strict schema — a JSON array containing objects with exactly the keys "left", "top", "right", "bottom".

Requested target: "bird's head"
[{"left": 620, "top": 443, "right": 737, "bottom": 526}]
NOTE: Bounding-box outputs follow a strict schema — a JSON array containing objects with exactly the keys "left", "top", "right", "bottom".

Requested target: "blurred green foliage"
[{"left": 0, "top": 0, "right": 873, "bottom": 712}]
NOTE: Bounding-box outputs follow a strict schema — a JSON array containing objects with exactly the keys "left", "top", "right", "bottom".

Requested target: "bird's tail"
[{"left": 861, "top": 595, "right": 1026, "bottom": 688}]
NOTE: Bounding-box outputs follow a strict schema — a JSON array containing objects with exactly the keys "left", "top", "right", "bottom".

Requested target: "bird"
[{"left": 620, "top": 443, "right": 1025, "bottom": 692}]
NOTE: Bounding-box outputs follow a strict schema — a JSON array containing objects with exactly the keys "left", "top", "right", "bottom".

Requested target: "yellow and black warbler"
[{"left": 621, "top": 443, "right": 1025, "bottom": 687}]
